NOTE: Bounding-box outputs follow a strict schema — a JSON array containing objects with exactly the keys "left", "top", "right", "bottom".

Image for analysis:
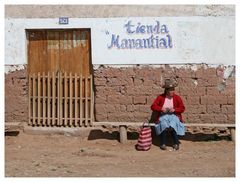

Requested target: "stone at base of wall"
[
  {"left": 23, "top": 123, "right": 103, "bottom": 138},
  {"left": 15, "top": 123, "right": 234, "bottom": 142}
]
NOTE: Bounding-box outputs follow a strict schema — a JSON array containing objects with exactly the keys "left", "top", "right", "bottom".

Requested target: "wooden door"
[{"left": 27, "top": 29, "right": 93, "bottom": 127}]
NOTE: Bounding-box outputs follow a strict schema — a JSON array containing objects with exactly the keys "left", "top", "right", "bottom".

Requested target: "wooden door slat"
[
  {"left": 59, "top": 71, "right": 63, "bottom": 126},
  {"left": 74, "top": 73, "right": 78, "bottom": 126},
  {"left": 42, "top": 72, "right": 46, "bottom": 126},
  {"left": 28, "top": 75, "right": 32, "bottom": 125},
  {"left": 85, "top": 76, "right": 88, "bottom": 126},
  {"left": 69, "top": 72, "right": 73, "bottom": 126},
  {"left": 37, "top": 72, "right": 41, "bottom": 126},
  {"left": 90, "top": 75, "right": 94, "bottom": 126},
  {"left": 64, "top": 72, "right": 68, "bottom": 126},
  {"left": 80, "top": 75, "right": 83, "bottom": 126},
  {"left": 47, "top": 72, "right": 51, "bottom": 126},
  {"left": 52, "top": 72, "right": 56, "bottom": 126}
]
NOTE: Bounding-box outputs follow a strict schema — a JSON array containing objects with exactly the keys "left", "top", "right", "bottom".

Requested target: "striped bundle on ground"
[{"left": 136, "top": 126, "right": 152, "bottom": 151}]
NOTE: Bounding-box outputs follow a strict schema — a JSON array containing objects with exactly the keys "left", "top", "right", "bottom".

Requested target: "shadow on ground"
[
  {"left": 87, "top": 127, "right": 231, "bottom": 148},
  {"left": 88, "top": 129, "right": 120, "bottom": 141},
  {"left": 5, "top": 131, "right": 20, "bottom": 137}
]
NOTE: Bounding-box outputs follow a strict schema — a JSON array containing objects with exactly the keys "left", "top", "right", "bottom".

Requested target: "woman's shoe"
[
  {"left": 160, "top": 144, "right": 167, "bottom": 150},
  {"left": 173, "top": 144, "right": 179, "bottom": 150}
]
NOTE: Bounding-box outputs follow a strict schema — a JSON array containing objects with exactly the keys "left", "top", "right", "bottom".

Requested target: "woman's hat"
[{"left": 162, "top": 78, "right": 178, "bottom": 88}]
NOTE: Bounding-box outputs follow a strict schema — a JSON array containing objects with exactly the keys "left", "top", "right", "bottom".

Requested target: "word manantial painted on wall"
[{"left": 107, "top": 20, "right": 173, "bottom": 49}]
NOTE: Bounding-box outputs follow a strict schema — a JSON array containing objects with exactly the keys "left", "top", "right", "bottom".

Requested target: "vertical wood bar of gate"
[
  {"left": 90, "top": 75, "right": 93, "bottom": 126},
  {"left": 52, "top": 72, "right": 56, "bottom": 126},
  {"left": 69, "top": 72, "right": 73, "bottom": 126},
  {"left": 28, "top": 75, "right": 32, "bottom": 125},
  {"left": 37, "top": 72, "right": 41, "bottom": 126},
  {"left": 79, "top": 75, "right": 83, "bottom": 126},
  {"left": 85, "top": 76, "right": 88, "bottom": 126},
  {"left": 32, "top": 73, "right": 36, "bottom": 125},
  {"left": 64, "top": 72, "right": 68, "bottom": 126},
  {"left": 56, "top": 71, "right": 60, "bottom": 126},
  {"left": 59, "top": 71, "right": 63, "bottom": 126},
  {"left": 62, "top": 72, "right": 65, "bottom": 126},
  {"left": 42, "top": 72, "right": 46, "bottom": 126},
  {"left": 74, "top": 73, "right": 78, "bottom": 126},
  {"left": 47, "top": 72, "right": 51, "bottom": 126}
]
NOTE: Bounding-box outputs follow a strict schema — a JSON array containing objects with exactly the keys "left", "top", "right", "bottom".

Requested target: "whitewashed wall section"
[{"left": 5, "top": 17, "right": 235, "bottom": 66}]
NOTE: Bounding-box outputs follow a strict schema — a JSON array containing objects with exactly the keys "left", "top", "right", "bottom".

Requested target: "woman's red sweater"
[{"left": 151, "top": 93, "right": 185, "bottom": 123}]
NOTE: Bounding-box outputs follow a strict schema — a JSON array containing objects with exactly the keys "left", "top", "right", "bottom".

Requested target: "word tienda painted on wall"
[{"left": 107, "top": 20, "right": 173, "bottom": 49}]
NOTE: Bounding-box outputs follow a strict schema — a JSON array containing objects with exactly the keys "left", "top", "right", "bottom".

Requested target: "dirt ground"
[{"left": 5, "top": 127, "right": 235, "bottom": 177}]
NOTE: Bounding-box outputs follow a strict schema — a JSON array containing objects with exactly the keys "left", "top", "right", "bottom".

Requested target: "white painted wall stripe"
[{"left": 5, "top": 17, "right": 235, "bottom": 66}]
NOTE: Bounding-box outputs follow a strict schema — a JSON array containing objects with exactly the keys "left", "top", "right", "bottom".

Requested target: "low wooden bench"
[
  {"left": 6, "top": 122, "right": 235, "bottom": 143},
  {"left": 5, "top": 122, "right": 23, "bottom": 132},
  {"left": 93, "top": 122, "right": 236, "bottom": 143}
]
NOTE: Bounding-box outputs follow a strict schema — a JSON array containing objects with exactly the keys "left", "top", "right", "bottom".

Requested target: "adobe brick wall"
[
  {"left": 93, "top": 64, "right": 235, "bottom": 124},
  {"left": 5, "top": 64, "right": 235, "bottom": 125},
  {"left": 5, "top": 68, "right": 28, "bottom": 123}
]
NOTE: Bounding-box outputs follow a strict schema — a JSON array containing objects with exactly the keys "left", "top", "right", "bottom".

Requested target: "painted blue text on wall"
[{"left": 107, "top": 20, "right": 173, "bottom": 49}]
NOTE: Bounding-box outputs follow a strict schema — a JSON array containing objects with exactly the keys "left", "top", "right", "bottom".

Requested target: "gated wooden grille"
[
  {"left": 27, "top": 29, "right": 93, "bottom": 127},
  {"left": 28, "top": 72, "right": 94, "bottom": 127}
]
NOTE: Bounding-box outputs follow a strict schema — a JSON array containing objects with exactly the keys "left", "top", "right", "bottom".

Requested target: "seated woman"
[{"left": 151, "top": 78, "right": 185, "bottom": 150}]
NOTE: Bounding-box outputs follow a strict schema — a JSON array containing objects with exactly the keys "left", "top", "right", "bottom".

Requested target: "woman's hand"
[
  {"left": 162, "top": 108, "right": 168, "bottom": 113},
  {"left": 169, "top": 108, "right": 175, "bottom": 113},
  {"left": 162, "top": 108, "right": 175, "bottom": 113},
  {"left": 162, "top": 108, "right": 169, "bottom": 113}
]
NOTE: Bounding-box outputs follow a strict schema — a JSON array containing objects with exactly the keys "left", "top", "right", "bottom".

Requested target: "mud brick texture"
[
  {"left": 5, "top": 64, "right": 235, "bottom": 125},
  {"left": 5, "top": 68, "right": 28, "bottom": 123},
  {"left": 94, "top": 65, "right": 235, "bottom": 124}
]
